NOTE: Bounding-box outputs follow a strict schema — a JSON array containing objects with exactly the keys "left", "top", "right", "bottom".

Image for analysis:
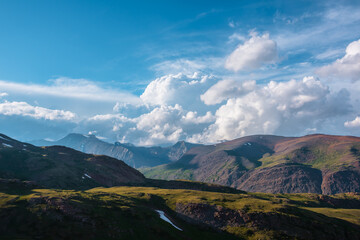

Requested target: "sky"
[{"left": 0, "top": 0, "right": 360, "bottom": 146}]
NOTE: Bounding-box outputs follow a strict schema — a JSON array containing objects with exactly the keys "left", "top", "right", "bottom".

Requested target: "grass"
[
  {"left": 302, "top": 207, "right": 360, "bottom": 225},
  {"left": 257, "top": 144, "right": 359, "bottom": 171},
  {"left": 0, "top": 187, "right": 234, "bottom": 240},
  {"left": 88, "top": 186, "right": 283, "bottom": 213},
  {"left": 0, "top": 184, "right": 360, "bottom": 239},
  {"left": 141, "top": 164, "right": 195, "bottom": 180}
]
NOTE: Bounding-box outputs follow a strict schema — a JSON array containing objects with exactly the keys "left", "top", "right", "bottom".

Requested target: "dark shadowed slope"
[
  {"left": 30, "top": 133, "right": 201, "bottom": 168},
  {"left": 142, "top": 134, "right": 360, "bottom": 194},
  {"left": 0, "top": 133, "right": 145, "bottom": 189}
]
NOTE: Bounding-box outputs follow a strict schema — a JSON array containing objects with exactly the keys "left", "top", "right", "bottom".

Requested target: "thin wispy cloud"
[{"left": 0, "top": 78, "right": 141, "bottom": 104}]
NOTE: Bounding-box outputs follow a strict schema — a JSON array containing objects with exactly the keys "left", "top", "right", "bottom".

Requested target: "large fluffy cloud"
[
  {"left": 225, "top": 33, "right": 278, "bottom": 72},
  {"left": 135, "top": 105, "right": 185, "bottom": 145},
  {"left": 317, "top": 39, "right": 360, "bottom": 81},
  {"left": 140, "top": 72, "right": 215, "bottom": 110},
  {"left": 80, "top": 104, "right": 215, "bottom": 146},
  {"left": 191, "top": 76, "right": 351, "bottom": 143},
  {"left": 83, "top": 75, "right": 353, "bottom": 146},
  {"left": 134, "top": 105, "right": 214, "bottom": 145},
  {"left": 200, "top": 79, "right": 256, "bottom": 105},
  {"left": 0, "top": 101, "right": 76, "bottom": 121}
]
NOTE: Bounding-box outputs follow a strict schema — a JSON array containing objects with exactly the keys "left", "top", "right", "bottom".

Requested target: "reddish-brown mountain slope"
[{"left": 143, "top": 134, "right": 360, "bottom": 194}]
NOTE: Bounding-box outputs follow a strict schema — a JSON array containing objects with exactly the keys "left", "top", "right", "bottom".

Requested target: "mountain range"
[
  {"left": 142, "top": 134, "right": 360, "bottom": 195},
  {"left": 30, "top": 133, "right": 200, "bottom": 168},
  {"left": 1, "top": 132, "right": 360, "bottom": 239},
  {"left": 0, "top": 133, "right": 236, "bottom": 192}
]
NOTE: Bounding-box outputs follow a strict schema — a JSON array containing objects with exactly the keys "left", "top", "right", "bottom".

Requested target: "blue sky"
[{"left": 0, "top": 0, "right": 360, "bottom": 145}]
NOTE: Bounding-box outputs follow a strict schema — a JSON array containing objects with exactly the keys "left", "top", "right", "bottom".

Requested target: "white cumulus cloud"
[
  {"left": 344, "top": 116, "right": 360, "bottom": 128},
  {"left": 192, "top": 76, "right": 350, "bottom": 143},
  {"left": 135, "top": 105, "right": 184, "bottom": 145},
  {"left": 81, "top": 104, "right": 216, "bottom": 146},
  {"left": 77, "top": 74, "right": 354, "bottom": 145},
  {"left": 200, "top": 79, "right": 256, "bottom": 105},
  {"left": 317, "top": 39, "right": 360, "bottom": 81},
  {"left": 182, "top": 111, "right": 215, "bottom": 124},
  {"left": 0, "top": 101, "right": 76, "bottom": 121},
  {"left": 140, "top": 72, "right": 214, "bottom": 108},
  {"left": 225, "top": 32, "right": 278, "bottom": 72}
]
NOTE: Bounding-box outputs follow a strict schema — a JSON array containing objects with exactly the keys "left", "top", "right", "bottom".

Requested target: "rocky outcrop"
[
  {"left": 322, "top": 170, "right": 360, "bottom": 195},
  {"left": 166, "top": 141, "right": 201, "bottom": 161},
  {"left": 234, "top": 164, "right": 323, "bottom": 193},
  {"left": 175, "top": 202, "right": 247, "bottom": 228}
]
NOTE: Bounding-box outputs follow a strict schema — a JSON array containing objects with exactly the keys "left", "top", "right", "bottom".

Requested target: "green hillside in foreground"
[{"left": 1, "top": 180, "right": 360, "bottom": 240}]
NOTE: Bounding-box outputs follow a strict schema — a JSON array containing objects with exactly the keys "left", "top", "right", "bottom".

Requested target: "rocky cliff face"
[
  {"left": 321, "top": 170, "right": 360, "bottom": 195},
  {"left": 232, "top": 164, "right": 323, "bottom": 193},
  {"left": 166, "top": 141, "right": 201, "bottom": 161},
  {"left": 143, "top": 134, "right": 360, "bottom": 194}
]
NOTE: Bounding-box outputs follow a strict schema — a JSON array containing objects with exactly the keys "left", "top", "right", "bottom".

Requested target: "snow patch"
[
  {"left": 84, "top": 173, "right": 92, "bottom": 179},
  {"left": 244, "top": 142, "right": 252, "bottom": 146},
  {"left": 0, "top": 136, "right": 9, "bottom": 141},
  {"left": 2, "top": 143, "right": 13, "bottom": 148},
  {"left": 155, "top": 210, "right": 182, "bottom": 231}
]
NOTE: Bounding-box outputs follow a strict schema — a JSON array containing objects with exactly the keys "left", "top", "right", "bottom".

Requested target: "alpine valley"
[{"left": 0, "top": 133, "right": 360, "bottom": 239}]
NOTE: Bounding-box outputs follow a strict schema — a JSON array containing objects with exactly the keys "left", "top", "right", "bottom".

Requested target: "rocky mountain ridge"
[{"left": 30, "top": 133, "right": 200, "bottom": 168}]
